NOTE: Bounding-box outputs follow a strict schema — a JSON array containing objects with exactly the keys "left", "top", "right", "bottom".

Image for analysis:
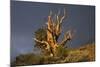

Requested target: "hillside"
[
  {"left": 11, "top": 43, "right": 95, "bottom": 66},
  {"left": 63, "top": 43, "right": 95, "bottom": 63}
]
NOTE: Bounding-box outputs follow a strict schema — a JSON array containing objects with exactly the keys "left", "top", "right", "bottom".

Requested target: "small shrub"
[{"left": 56, "top": 45, "right": 68, "bottom": 58}]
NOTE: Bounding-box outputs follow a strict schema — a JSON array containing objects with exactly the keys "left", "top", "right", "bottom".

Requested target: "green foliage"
[
  {"left": 12, "top": 44, "right": 95, "bottom": 66},
  {"left": 34, "top": 28, "right": 47, "bottom": 53},
  {"left": 12, "top": 53, "right": 45, "bottom": 66},
  {"left": 34, "top": 28, "right": 47, "bottom": 41},
  {"left": 56, "top": 45, "right": 68, "bottom": 57}
]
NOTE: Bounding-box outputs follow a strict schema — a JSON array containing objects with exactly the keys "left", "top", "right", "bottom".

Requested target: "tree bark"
[{"left": 34, "top": 9, "right": 72, "bottom": 57}]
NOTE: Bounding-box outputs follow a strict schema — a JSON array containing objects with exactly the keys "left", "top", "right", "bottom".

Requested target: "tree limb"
[
  {"left": 49, "top": 10, "right": 52, "bottom": 16},
  {"left": 60, "top": 8, "right": 66, "bottom": 24},
  {"left": 60, "top": 31, "right": 72, "bottom": 46},
  {"left": 34, "top": 38, "right": 50, "bottom": 50}
]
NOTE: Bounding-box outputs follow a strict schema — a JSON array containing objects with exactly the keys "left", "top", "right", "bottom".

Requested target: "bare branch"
[
  {"left": 56, "top": 9, "right": 60, "bottom": 23},
  {"left": 34, "top": 38, "right": 50, "bottom": 50},
  {"left": 60, "top": 9, "right": 66, "bottom": 24},
  {"left": 49, "top": 10, "right": 52, "bottom": 16},
  {"left": 57, "top": 9, "right": 60, "bottom": 16},
  {"left": 54, "top": 9, "right": 66, "bottom": 39},
  {"left": 60, "top": 30, "right": 72, "bottom": 46},
  {"left": 57, "top": 15, "right": 59, "bottom": 23}
]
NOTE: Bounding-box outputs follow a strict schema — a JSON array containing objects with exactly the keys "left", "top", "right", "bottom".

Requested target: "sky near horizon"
[{"left": 11, "top": 1, "right": 95, "bottom": 61}]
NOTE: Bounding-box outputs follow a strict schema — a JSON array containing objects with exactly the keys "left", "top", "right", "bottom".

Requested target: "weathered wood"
[{"left": 34, "top": 9, "right": 72, "bottom": 56}]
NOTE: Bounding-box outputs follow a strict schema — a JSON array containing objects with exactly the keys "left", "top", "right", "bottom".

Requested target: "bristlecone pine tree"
[{"left": 34, "top": 9, "right": 73, "bottom": 57}]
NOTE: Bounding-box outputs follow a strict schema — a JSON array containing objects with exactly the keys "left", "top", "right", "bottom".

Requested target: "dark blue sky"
[{"left": 11, "top": 1, "right": 95, "bottom": 61}]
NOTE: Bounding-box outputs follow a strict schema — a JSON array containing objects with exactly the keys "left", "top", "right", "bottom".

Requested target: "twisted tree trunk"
[{"left": 34, "top": 9, "right": 72, "bottom": 57}]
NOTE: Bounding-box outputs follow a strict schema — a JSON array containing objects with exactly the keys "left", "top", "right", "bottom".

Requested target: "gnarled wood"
[
  {"left": 60, "top": 31, "right": 72, "bottom": 46},
  {"left": 34, "top": 9, "right": 72, "bottom": 56}
]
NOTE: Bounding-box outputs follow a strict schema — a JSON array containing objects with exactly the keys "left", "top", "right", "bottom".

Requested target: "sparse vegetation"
[
  {"left": 11, "top": 43, "right": 95, "bottom": 66},
  {"left": 11, "top": 9, "right": 95, "bottom": 66}
]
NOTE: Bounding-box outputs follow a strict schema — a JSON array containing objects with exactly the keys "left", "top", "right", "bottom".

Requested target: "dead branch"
[
  {"left": 55, "top": 9, "right": 66, "bottom": 38},
  {"left": 60, "top": 30, "right": 72, "bottom": 46},
  {"left": 34, "top": 38, "right": 50, "bottom": 50},
  {"left": 49, "top": 10, "right": 52, "bottom": 16},
  {"left": 60, "top": 8, "right": 66, "bottom": 24}
]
